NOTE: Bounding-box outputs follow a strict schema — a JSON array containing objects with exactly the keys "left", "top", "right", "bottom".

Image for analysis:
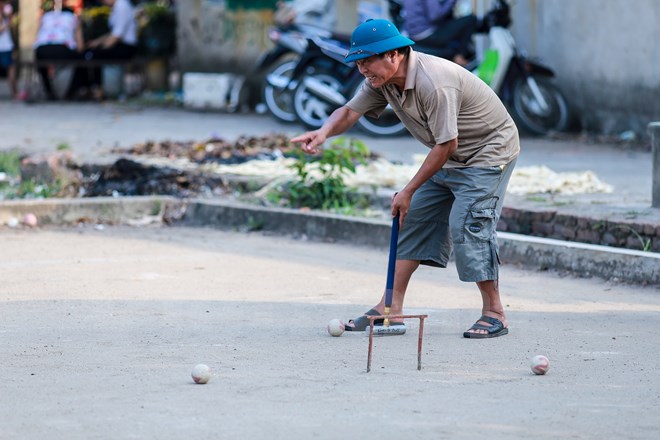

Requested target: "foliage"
[
  {"left": 0, "top": 150, "right": 21, "bottom": 177},
  {"left": 0, "top": 178, "right": 64, "bottom": 200},
  {"left": 271, "top": 137, "right": 370, "bottom": 212},
  {"left": 40, "top": 0, "right": 55, "bottom": 11},
  {"left": 613, "top": 225, "right": 652, "bottom": 252},
  {"left": 137, "top": 1, "right": 176, "bottom": 57},
  {"left": 80, "top": 6, "right": 111, "bottom": 41},
  {"left": 15, "top": 180, "right": 62, "bottom": 199},
  {"left": 139, "top": 1, "right": 175, "bottom": 21},
  {"left": 0, "top": 151, "right": 65, "bottom": 200}
]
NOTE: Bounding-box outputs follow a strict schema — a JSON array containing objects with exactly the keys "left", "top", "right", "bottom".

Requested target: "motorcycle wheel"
[
  {"left": 357, "top": 107, "right": 408, "bottom": 137},
  {"left": 292, "top": 71, "right": 343, "bottom": 130},
  {"left": 352, "top": 79, "right": 408, "bottom": 137},
  {"left": 510, "top": 75, "right": 570, "bottom": 135},
  {"left": 262, "top": 57, "right": 299, "bottom": 123}
]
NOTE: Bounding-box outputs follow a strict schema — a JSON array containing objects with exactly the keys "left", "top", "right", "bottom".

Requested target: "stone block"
[
  {"left": 576, "top": 229, "right": 601, "bottom": 244},
  {"left": 532, "top": 222, "right": 554, "bottom": 236}
]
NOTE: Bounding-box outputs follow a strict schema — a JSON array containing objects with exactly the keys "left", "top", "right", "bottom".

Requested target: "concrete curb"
[
  {"left": 1, "top": 196, "right": 658, "bottom": 285},
  {"left": 498, "top": 232, "right": 660, "bottom": 285},
  {"left": 181, "top": 199, "right": 393, "bottom": 247},
  {"left": 0, "top": 196, "right": 180, "bottom": 226}
]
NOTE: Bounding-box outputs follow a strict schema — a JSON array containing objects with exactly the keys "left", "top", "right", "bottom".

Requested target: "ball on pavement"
[
  {"left": 23, "top": 213, "right": 38, "bottom": 228},
  {"left": 6, "top": 217, "right": 19, "bottom": 228},
  {"left": 191, "top": 364, "right": 211, "bottom": 384},
  {"left": 327, "top": 318, "right": 345, "bottom": 337},
  {"left": 530, "top": 355, "right": 550, "bottom": 375}
]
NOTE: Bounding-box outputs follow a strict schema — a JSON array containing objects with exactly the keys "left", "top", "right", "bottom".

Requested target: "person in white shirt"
[
  {"left": 85, "top": 0, "right": 137, "bottom": 99},
  {"left": 0, "top": 0, "right": 16, "bottom": 99},
  {"left": 34, "top": 0, "right": 85, "bottom": 100}
]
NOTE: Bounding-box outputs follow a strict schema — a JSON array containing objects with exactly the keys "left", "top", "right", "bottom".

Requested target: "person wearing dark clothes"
[
  {"left": 0, "top": 0, "right": 17, "bottom": 98},
  {"left": 84, "top": 0, "right": 137, "bottom": 100},
  {"left": 403, "top": 0, "right": 477, "bottom": 66}
]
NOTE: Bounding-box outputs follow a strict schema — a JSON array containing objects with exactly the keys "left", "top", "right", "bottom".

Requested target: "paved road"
[
  {"left": 1, "top": 225, "right": 659, "bottom": 439},
  {"left": 1, "top": 88, "right": 659, "bottom": 438}
]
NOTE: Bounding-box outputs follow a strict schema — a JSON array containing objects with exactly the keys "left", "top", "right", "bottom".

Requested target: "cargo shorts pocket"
[{"left": 464, "top": 198, "right": 498, "bottom": 242}]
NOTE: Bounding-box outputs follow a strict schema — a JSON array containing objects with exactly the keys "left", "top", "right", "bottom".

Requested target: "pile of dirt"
[
  {"left": 80, "top": 159, "right": 228, "bottom": 198},
  {"left": 112, "top": 134, "right": 296, "bottom": 164}
]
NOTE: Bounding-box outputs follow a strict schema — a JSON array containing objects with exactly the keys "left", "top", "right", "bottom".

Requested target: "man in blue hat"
[{"left": 291, "top": 19, "right": 519, "bottom": 339}]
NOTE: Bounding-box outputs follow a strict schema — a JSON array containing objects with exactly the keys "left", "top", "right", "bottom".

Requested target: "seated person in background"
[
  {"left": 85, "top": 0, "right": 137, "bottom": 100},
  {"left": 34, "top": 0, "right": 85, "bottom": 100},
  {"left": 0, "top": 0, "right": 17, "bottom": 99},
  {"left": 403, "top": 0, "right": 477, "bottom": 66}
]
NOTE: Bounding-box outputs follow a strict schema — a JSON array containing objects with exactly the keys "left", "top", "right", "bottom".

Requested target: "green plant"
[
  {"left": 613, "top": 225, "right": 652, "bottom": 252},
  {"left": 246, "top": 216, "right": 265, "bottom": 231},
  {"left": 150, "top": 200, "right": 162, "bottom": 216},
  {"left": 80, "top": 6, "right": 111, "bottom": 41},
  {"left": 0, "top": 178, "right": 63, "bottom": 200},
  {"left": 0, "top": 150, "right": 21, "bottom": 177},
  {"left": 137, "top": 1, "right": 177, "bottom": 57},
  {"left": 16, "top": 179, "right": 62, "bottom": 199},
  {"left": 275, "top": 137, "right": 369, "bottom": 211}
]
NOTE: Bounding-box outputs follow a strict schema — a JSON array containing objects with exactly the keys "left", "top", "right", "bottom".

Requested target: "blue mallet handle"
[{"left": 384, "top": 214, "right": 400, "bottom": 313}]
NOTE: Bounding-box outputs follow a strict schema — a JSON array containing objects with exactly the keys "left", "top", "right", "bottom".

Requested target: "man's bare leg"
[
  {"left": 346, "top": 259, "right": 419, "bottom": 328},
  {"left": 372, "top": 259, "right": 420, "bottom": 317},
  {"left": 464, "top": 279, "right": 508, "bottom": 335}
]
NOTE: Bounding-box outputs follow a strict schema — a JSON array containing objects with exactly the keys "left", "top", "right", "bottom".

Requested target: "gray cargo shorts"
[{"left": 397, "top": 158, "right": 517, "bottom": 282}]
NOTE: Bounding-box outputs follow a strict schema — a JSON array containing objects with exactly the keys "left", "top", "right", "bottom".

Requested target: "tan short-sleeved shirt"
[{"left": 346, "top": 50, "right": 520, "bottom": 168}]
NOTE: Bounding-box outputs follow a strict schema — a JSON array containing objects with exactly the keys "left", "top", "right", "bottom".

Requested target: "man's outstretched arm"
[{"left": 290, "top": 106, "right": 362, "bottom": 154}]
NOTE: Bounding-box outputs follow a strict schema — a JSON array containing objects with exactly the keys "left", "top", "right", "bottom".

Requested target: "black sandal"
[
  {"left": 463, "top": 315, "right": 509, "bottom": 339},
  {"left": 344, "top": 309, "right": 382, "bottom": 331}
]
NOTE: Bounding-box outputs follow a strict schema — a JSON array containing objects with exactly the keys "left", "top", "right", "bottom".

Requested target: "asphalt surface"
[
  {"left": 1, "top": 89, "right": 659, "bottom": 438},
  {"left": 1, "top": 226, "right": 659, "bottom": 439}
]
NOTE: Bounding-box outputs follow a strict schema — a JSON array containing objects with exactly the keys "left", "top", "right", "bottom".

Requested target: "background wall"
[
  {"left": 175, "top": 0, "right": 276, "bottom": 73},
  {"left": 507, "top": 0, "right": 660, "bottom": 137},
  {"left": 176, "top": 0, "right": 658, "bottom": 138},
  {"left": 174, "top": 0, "right": 388, "bottom": 71}
]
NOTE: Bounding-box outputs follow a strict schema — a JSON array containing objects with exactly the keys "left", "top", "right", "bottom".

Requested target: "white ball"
[
  {"left": 6, "top": 217, "right": 19, "bottom": 228},
  {"left": 191, "top": 364, "right": 211, "bottom": 384},
  {"left": 327, "top": 318, "right": 345, "bottom": 337},
  {"left": 530, "top": 355, "right": 550, "bottom": 375}
]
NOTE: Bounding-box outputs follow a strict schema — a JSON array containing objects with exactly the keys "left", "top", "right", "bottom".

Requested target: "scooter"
[
  {"left": 292, "top": 0, "right": 569, "bottom": 136},
  {"left": 391, "top": 0, "right": 570, "bottom": 134},
  {"left": 470, "top": 0, "right": 570, "bottom": 135},
  {"left": 290, "top": 33, "right": 408, "bottom": 137},
  {"left": 256, "top": 23, "right": 327, "bottom": 123}
]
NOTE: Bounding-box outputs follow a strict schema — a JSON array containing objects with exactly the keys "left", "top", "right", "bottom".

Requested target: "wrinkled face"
[{"left": 355, "top": 52, "right": 397, "bottom": 88}]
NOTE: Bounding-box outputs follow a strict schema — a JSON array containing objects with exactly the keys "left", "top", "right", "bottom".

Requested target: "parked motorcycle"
[
  {"left": 471, "top": 0, "right": 570, "bottom": 135},
  {"left": 290, "top": 0, "right": 569, "bottom": 136},
  {"left": 290, "top": 33, "right": 408, "bottom": 136},
  {"left": 257, "top": 24, "right": 325, "bottom": 123},
  {"left": 391, "top": 0, "right": 570, "bottom": 135}
]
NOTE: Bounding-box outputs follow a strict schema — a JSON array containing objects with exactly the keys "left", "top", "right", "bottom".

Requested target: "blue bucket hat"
[{"left": 345, "top": 18, "right": 415, "bottom": 63}]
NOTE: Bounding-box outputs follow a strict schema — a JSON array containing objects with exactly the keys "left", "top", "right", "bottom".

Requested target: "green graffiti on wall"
[{"left": 226, "top": 0, "right": 278, "bottom": 10}]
